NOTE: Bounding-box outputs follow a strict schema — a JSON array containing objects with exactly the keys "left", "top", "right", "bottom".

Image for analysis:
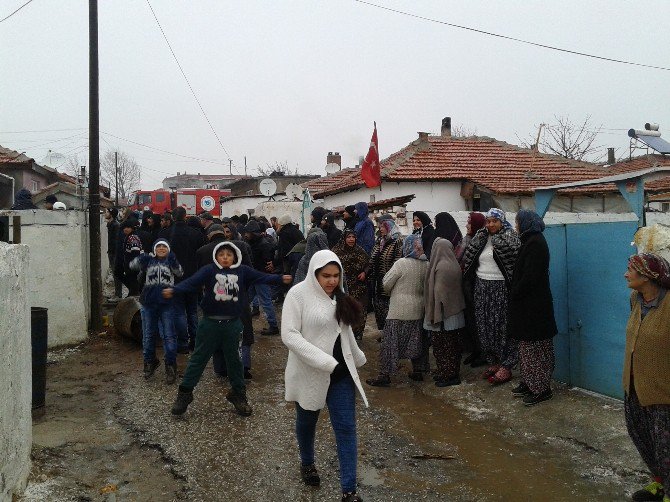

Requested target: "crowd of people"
[{"left": 102, "top": 201, "right": 670, "bottom": 502}]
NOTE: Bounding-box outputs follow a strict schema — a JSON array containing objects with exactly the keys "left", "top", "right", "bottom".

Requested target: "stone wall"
[
  {"left": 1, "top": 210, "right": 107, "bottom": 347},
  {"left": 0, "top": 242, "right": 31, "bottom": 501}
]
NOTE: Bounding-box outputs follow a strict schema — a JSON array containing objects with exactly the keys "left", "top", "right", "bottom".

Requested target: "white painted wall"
[
  {"left": 0, "top": 242, "right": 31, "bottom": 501},
  {"left": 253, "top": 200, "right": 310, "bottom": 234},
  {"left": 323, "top": 181, "right": 466, "bottom": 215},
  {"left": 220, "top": 196, "right": 266, "bottom": 217},
  {"left": 2, "top": 210, "right": 107, "bottom": 347}
]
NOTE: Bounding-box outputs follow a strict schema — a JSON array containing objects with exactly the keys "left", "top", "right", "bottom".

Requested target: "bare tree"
[
  {"left": 255, "top": 160, "right": 299, "bottom": 177},
  {"left": 452, "top": 124, "right": 478, "bottom": 137},
  {"left": 64, "top": 152, "right": 86, "bottom": 180},
  {"left": 519, "top": 115, "right": 603, "bottom": 162},
  {"left": 100, "top": 150, "right": 141, "bottom": 200}
]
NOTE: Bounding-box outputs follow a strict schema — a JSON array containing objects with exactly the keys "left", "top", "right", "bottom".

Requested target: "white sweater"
[
  {"left": 383, "top": 257, "right": 428, "bottom": 320},
  {"left": 281, "top": 250, "right": 368, "bottom": 411},
  {"left": 476, "top": 238, "right": 504, "bottom": 281}
]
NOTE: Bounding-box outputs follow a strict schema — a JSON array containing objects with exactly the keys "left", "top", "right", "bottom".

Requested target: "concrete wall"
[
  {"left": 1, "top": 210, "right": 107, "bottom": 347},
  {"left": 323, "top": 181, "right": 466, "bottom": 214},
  {"left": 0, "top": 242, "right": 31, "bottom": 501}
]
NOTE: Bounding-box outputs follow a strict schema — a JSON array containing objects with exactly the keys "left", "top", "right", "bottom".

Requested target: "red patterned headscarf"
[{"left": 629, "top": 253, "right": 670, "bottom": 289}]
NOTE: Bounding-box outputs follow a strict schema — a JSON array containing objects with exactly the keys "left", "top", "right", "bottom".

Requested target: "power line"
[
  {"left": 0, "top": 127, "right": 86, "bottom": 133},
  {"left": 100, "top": 130, "right": 229, "bottom": 167},
  {"left": 144, "top": 0, "right": 233, "bottom": 163},
  {"left": 0, "top": 0, "right": 34, "bottom": 24},
  {"left": 353, "top": 0, "right": 670, "bottom": 72}
]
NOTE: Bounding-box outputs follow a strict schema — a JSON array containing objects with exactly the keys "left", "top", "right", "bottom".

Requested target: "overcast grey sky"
[{"left": 1, "top": 0, "right": 668, "bottom": 189}]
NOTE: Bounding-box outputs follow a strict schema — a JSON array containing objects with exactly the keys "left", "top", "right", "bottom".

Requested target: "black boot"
[
  {"left": 171, "top": 386, "right": 193, "bottom": 415},
  {"left": 300, "top": 464, "right": 320, "bottom": 486},
  {"left": 165, "top": 363, "right": 177, "bottom": 385},
  {"left": 143, "top": 359, "right": 160, "bottom": 379},
  {"left": 226, "top": 389, "right": 253, "bottom": 416}
]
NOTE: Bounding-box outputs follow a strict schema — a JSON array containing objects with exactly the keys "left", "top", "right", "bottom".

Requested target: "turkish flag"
[{"left": 360, "top": 122, "right": 381, "bottom": 188}]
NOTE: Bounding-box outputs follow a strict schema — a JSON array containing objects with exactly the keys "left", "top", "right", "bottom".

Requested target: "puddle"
[{"left": 358, "top": 465, "right": 384, "bottom": 487}]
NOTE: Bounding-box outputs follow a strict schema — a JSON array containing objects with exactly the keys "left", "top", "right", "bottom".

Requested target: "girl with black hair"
[{"left": 281, "top": 250, "right": 368, "bottom": 502}]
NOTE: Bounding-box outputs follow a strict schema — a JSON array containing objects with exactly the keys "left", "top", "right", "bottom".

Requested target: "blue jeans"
[
  {"left": 174, "top": 291, "right": 199, "bottom": 349},
  {"left": 248, "top": 284, "right": 277, "bottom": 328},
  {"left": 295, "top": 375, "right": 357, "bottom": 493},
  {"left": 141, "top": 304, "right": 177, "bottom": 365}
]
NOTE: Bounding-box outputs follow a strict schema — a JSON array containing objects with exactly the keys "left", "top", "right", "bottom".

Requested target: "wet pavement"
[{"left": 20, "top": 312, "right": 647, "bottom": 501}]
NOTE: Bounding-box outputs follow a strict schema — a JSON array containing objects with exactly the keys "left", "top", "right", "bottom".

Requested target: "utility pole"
[
  {"left": 114, "top": 151, "right": 119, "bottom": 206},
  {"left": 229, "top": 159, "right": 232, "bottom": 175},
  {"left": 88, "top": 0, "right": 102, "bottom": 332},
  {"left": 244, "top": 156, "right": 247, "bottom": 176}
]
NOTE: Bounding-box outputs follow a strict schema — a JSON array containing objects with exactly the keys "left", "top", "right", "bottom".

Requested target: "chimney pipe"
[
  {"left": 417, "top": 131, "right": 429, "bottom": 143},
  {"left": 441, "top": 117, "right": 452, "bottom": 137},
  {"left": 607, "top": 148, "right": 616, "bottom": 165}
]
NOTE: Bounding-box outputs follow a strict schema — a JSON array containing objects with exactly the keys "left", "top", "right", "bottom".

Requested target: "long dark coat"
[{"left": 506, "top": 232, "right": 557, "bottom": 341}]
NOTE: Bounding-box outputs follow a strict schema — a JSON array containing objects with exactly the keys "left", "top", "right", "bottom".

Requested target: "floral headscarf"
[
  {"left": 629, "top": 253, "right": 670, "bottom": 289},
  {"left": 380, "top": 219, "right": 401, "bottom": 241},
  {"left": 486, "top": 207, "right": 512, "bottom": 230},
  {"left": 402, "top": 233, "right": 425, "bottom": 260}
]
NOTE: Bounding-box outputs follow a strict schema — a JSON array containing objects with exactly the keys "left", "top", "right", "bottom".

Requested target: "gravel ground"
[{"left": 20, "top": 311, "right": 647, "bottom": 501}]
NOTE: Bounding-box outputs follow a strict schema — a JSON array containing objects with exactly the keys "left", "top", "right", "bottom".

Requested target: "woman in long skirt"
[
  {"left": 366, "top": 234, "right": 428, "bottom": 386},
  {"left": 507, "top": 210, "right": 557, "bottom": 405}
]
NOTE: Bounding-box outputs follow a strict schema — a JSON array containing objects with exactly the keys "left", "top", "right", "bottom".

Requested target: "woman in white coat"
[{"left": 282, "top": 249, "right": 368, "bottom": 502}]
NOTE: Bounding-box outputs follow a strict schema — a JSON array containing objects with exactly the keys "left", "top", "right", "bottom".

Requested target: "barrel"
[
  {"left": 31, "top": 307, "right": 48, "bottom": 413},
  {"left": 113, "top": 297, "right": 143, "bottom": 344}
]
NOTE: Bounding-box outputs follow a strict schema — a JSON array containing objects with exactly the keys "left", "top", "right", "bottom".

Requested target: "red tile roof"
[
  {"left": 303, "top": 134, "right": 670, "bottom": 198},
  {"left": 0, "top": 145, "right": 33, "bottom": 165}
]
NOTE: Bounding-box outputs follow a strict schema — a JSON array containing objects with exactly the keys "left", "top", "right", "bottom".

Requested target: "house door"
[{"left": 547, "top": 221, "right": 638, "bottom": 399}]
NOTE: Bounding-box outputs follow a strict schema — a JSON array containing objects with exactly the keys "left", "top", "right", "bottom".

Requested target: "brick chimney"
[
  {"left": 417, "top": 132, "right": 429, "bottom": 144},
  {"left": 441, "top": 117, "right": 452, "bottom": 137},
  {"left": 327, "top": 152, "right": 341, "bottom": 167}
]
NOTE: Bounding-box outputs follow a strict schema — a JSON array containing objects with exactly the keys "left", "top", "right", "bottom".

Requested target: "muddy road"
[{"left": 21, "top": 313, "right": 645, "bottom": 501}]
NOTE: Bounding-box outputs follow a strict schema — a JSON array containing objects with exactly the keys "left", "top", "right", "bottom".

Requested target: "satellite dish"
[
  {"left": 325, "top": 163, "right": 340, "bottom": 174},
  {"left": 259, "top": 178, "right": 277, "bottom": 197},
  {"left": 285, "top": 183, "right": 302, "bottom": 200},
  {"left": 41, "top": 150, "right": 67, "bottom": 169}
]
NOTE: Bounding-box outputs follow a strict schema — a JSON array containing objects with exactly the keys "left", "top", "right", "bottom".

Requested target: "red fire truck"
[{"left": 128, "top": 188, "right": 232, "bottom": 217}]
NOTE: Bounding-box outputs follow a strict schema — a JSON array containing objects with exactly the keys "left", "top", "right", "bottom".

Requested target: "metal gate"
[{"left": 547, "top": 221, "right": 638, "bottom": 399}]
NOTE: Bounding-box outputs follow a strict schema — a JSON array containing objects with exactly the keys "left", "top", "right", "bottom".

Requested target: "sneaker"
[
  {"left": 171, "top": 387, "right": 193, "bottom": 415},
  {"left": 512, "top": 382, "right": 532, "bottom": 397},
  {"left": 300, "top": 464, "right": 320, "bottom": 486},
  {"left": 523, "top": 389, "right": 553, "bottom": 406},
  {"left": 143, "top": 359, "right": 160, "bottom": 379},
  {"left": 632, "top": 481, "right": 665, "bottom": 501},
  {"left": 226, "top": 389, "right": 253, "bottom": 416},
  {"left": 261, "top": 326, "right": 279, "bottom": 336},
  {"left": 435, "top": 376, "right": 461, "bottom": 387},
  {"left": 251, "top": 307, "right": 260, "bottom": 317},
  {"left": 244, "top": 368, "right": 253, "bottom": 380},
  {"left": 165, "top": 364, "right": 177, "bottom": 385},
  {"left": 342, "top": 492, "right": 363, "bottom": 502}
]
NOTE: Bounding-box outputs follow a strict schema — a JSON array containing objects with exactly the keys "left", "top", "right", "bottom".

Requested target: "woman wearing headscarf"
[
  {"left": 623, "top": 253, "right": 670, "bottom": 502},
  {"left": 458, "top": 212, "right": 487, "bottom": 367},
  {"left": 424, "top": 238, "right": 467, "bottom": 386},
  {"left": 364, "top": 219, "right": 404, "bottom": 332},
  {"left": 456, "top": 212, "right": 485, "bottom": 262},
  {"left": 333, "top": 230, "right": 369, "bottom": 341},
  {"left": 462, "top": 208, "right": 521, "bottom": 385},
  {"left": 293, "top": 228, "right": 329, "bottom": 284},
  {"left": 366, "top": 234, "right": 428, "bottom": 386},
  {"left": 507, "top": 210, "right": 557, "bottom": 405},
  {"left": 433, "top": 212, "right": 463, "bottom": 252},
  {"left": 412, "top": 211, "right": 436, "bottom": 259}
]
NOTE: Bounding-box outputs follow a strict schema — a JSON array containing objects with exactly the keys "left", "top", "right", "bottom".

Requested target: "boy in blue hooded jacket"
[
  {"left": 164, "top": 241, "right": 291, "bottom": 417},
  {"left": 130, "top": 239, "right": 183, "bottom": 383}
]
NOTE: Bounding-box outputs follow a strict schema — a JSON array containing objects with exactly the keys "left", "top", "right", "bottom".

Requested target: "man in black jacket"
[
  {"left": 243, "top": 220, "right": 279, "bottom": 336},
  {"left": 275, "top": 214, "right": 304, "bottom": 274},
  {"left": 320, "top": 212, "right": 342, "bottom": 249},
  {"left": 167, "top": 206, "right": 205, "bottom": 351}
]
